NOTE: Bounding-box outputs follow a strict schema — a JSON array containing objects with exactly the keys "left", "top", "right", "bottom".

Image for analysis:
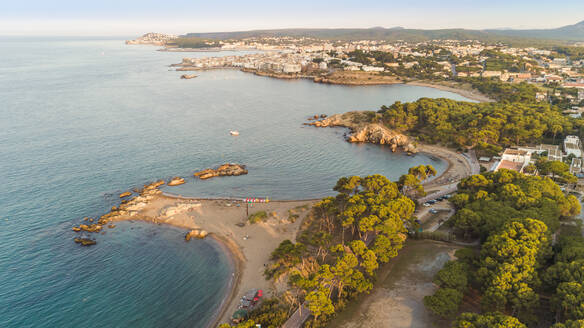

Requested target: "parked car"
[{"left": 429, "top": 209, "right": 438, "bottom": 214}]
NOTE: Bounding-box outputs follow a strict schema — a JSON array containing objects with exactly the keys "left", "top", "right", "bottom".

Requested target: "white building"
[
  {"left": 344, "top": 65, "right": 360, "bottom": 71},
  {"left": 571, "top": 157, "right": 583, "bottom": 174},
  {"left": 282, "top": 63, "right": 301, "bottom": 73},
  {"left": 539, "top": 144, "right": 564, "bottom": 162},
  {"left": 362, "top": 65, "right": 385, "bottom": 72},
  {"left": 564, "top": 135, "right": 582, "bottom": 158},
  {"left": 494, "top": 149, "right": 532, "bottom": 173}
]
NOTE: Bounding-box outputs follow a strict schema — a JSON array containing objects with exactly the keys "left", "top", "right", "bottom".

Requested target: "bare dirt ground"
[
  {"left": 329, "top": 240, "right": 459, "bottom": 328},
  {"left": 314, "top": 71, "right": 401, "bottom": 85}
]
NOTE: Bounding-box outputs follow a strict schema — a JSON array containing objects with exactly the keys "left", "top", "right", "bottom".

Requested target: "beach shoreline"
[
  {"left": 97, "top": 193, "right": 316, "bottom": 326},
  {"left": 206, "top": 234, "right": 244, "bottom": 328},
  {"left": 405, "top": 81, "right": 494, "bottom": 103}
]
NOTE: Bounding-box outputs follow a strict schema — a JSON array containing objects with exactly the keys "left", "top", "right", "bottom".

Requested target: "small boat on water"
[{"left": 230, "top": 130, "right": 240, "bottom": 136}]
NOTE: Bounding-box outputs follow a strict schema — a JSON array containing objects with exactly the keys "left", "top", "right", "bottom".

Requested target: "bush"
[
  {"left": 424, "top": 288, "right": 463, "bottom": 318},
  {"left": 248, "top": 211, "right": 268, "bottom": 223},
  {"left": 434, "top": 261, "right": 469, "bottom": 292}
]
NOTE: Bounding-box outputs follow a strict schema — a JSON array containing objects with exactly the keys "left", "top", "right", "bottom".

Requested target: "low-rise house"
[
  {"left": 482, "top": 71, "right": 502, "bottom": 78},
  {"left": 494, "top": 149, "right": 532, "bottom": 173},
  {"left": 539, "top": 144, "right": 564, "bottom": 162},
  {"left": 536, "top": 92, "right": 547, "bottom": 102},
  {"left": 283, "top": 63, "right": 301, "bottom": 73},
  {"left": 570, "top": 157, "right": 583, "bottom": 174},
  {"left": 546, "top": 75, "right": 563, "bottom": 83},
  {"left": 564, "top": 135, "right": 582, "bottom": 158},
  {"left": 362, "top": 65, "right": 385, "bottom": 72},
  {"left": 344, "top": 65, "right": 360, "bottom": 71}
]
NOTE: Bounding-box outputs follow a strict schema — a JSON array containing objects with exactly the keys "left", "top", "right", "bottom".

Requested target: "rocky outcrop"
[
  {"left": 194, "top": 164, "right": 248, "bottom": 180},
  {"left": 180, "top": 74, "right": 197, "bottom": 79},
  {"left": 306, "top": 112, "right": 417, "bottom": 153},
  {"left": 185, "top": 229, "right": 208, "bottom": 241},
  {"left": 73, "top": 180, "right": 167, "bottom": 247},
  {"left": 120, "top": 191, "right": 132, "bottom": 198},
  {"left": 125, "top": 33, "right": 177, "bottom": 46},
  {"left": 78, "top": 224, "right": 103, "bottom": 233},
  {"left": 74, "top": 237, "right": 97, "bottom": 246},
  {"left": 348, "top": 124, "right": 417, "bottom": 152},
  {"left": 168, "top": 177, "right": 186, "bottom": 186}
]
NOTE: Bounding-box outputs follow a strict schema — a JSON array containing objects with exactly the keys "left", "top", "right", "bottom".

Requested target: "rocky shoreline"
[
  {"left": 305, "top": 112, "right": 417, "bottom": 153},
  {"left": 194, "top": 163, "right": 248, "bottom": 180},
  {"left": 72, "top": 176, "right": 315, "bottom": 326},
  {"left": 172, "top": 60, "right": 492, "bottom": 102},
  {"left": 70, "top": 164, "right": 249, "bottom": 245}
]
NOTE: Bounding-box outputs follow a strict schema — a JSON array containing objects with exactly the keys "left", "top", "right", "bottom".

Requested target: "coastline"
[
  {"left": 416, "top": 144, "right": 473, "bottom": 193},
  {"left": 207, "top": 234, "right": 244, "bottom": 328},
  {"left": 97, "top": 193, "right": 316, "bottom": 326},
  {"left": 74, "top": 140, "right": 467, "bottom": 327},
  {"left": 173, "top": 61, "right": 491, "bottom": 103},
  {"left": 406, "top": 81, "right": 493, "bottom": 103}
]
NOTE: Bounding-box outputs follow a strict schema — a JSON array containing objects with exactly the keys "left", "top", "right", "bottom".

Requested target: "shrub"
[{"left": 249, "top": 211, "right": 268, "bottom": 223}]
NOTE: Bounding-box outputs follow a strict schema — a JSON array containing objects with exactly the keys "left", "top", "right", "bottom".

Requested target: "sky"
[{"left": 1, "top": 0, "right": 583, "bottom": 36}]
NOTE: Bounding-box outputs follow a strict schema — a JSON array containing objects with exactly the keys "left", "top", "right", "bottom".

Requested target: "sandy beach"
[
  {"left": 406, "top": 81, "right": 493, "bottom": 103},
  {"left": 416, "top": 144, "right": 474, "bottom": 193},
  {"left": 106, "top": 195, "right": 316, "bottom": 326}
]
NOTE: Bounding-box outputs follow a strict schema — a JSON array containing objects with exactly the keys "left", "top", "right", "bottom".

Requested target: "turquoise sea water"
[{"left": 0, "top": 37, "right": 473, "bottom": 328}]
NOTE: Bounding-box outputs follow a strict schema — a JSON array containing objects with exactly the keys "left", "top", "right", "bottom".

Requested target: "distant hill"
[
  {"left": 486, "top": 20, "right": 584, "bottom": 41},
  {"left": 182, "top": 20, "right": 584, "bottom": 44}
]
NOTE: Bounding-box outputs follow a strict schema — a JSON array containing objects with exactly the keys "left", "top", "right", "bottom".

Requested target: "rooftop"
[{"left": 497, "top": 160, "right": 524, "bottom": 172}]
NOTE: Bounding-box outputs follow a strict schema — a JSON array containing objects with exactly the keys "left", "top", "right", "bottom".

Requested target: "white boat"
[{"left": 230, "top": 130, "right": 240, "bottom": 136}]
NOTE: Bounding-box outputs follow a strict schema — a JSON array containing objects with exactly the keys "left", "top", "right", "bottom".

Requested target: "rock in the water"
[
  {"left": 79, "top": 224, "right": 102, "bottom": 233},
  {"left": 168, "top": 177, "right": 186, "bottom": 186},
  {"left": 194, "top": 164, "right": 248, "bottom": 180},
  {"left": 72, "top": 226, "right": 81, "bottom": 232},
  {"left": 120, "top": 191, "right": 132, "bottom": 198},
  {"left": 74, "top": 237, "right": 97, "bottom": 246},
  {"left": 185, "top": 229, "right": 208, "bottom": 241},
  {"left": 181, "top": 74, "right": 197, "bottom": 79}
]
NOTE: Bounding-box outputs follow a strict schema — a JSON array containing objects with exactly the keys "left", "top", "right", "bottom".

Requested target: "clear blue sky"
[{"left": 1, "top": 0, "right": 583, "bottom": 36}]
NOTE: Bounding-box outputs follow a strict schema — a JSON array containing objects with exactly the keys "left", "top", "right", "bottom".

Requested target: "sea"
[{"left": 0, "top": 37, "right": 473, "bottom": 328}]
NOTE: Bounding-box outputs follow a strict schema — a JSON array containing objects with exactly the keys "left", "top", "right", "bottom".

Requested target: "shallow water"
[{"left": 0, "top": 37, "right": 473, "bottom": 327}]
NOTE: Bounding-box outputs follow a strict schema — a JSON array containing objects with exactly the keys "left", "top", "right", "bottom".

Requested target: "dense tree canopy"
[
  {"left": 452, "top": 312, "right": 527, "bottom": 328},
  {"left": 425, "top": 168, "right": 581, "bottom": 326},
  {"left": 478, "top": 218, "right": 549, "bottom": 315},
  {"left": 377, "top": 98, "right": 575, "bottom": 151},
  {"left": 450, "top": 169, "right": 580, "bottom": 239},
  {"left": 245, "top": 174, "right": 420, "bottom": 327}
]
